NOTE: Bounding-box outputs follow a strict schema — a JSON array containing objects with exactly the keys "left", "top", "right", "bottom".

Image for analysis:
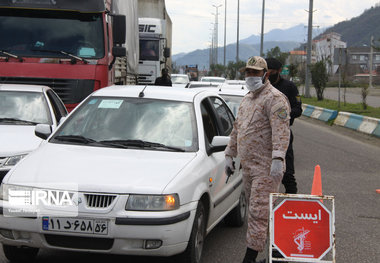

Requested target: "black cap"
[{"left": 265, "top": 57, "right": 282, "bottom": 70}]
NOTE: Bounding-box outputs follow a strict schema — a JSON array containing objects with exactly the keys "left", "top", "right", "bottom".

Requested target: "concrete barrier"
[{"left": 302, "top": 104, "right": 380, "bottom": 138}]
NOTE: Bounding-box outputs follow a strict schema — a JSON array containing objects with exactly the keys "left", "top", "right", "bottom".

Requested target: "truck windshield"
[
  {"left": 139, "top": 39, "right": 159, "bottom": 61},
  {"left": 0, "top": 9, "right": 104, "bottom": 59}
]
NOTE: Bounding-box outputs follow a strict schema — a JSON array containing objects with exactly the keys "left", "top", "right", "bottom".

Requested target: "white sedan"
[
  {"left": 0, "top": 86, "right": 246, "bottom": 263},
  {"left": 0, "top": 84, "right": 67, "bottom": 182}
]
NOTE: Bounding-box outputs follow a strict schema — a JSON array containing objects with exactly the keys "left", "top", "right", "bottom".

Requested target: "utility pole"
[
  {"left": 305, "top": 0, "right": 314, "bottom": 98},
  {"left": 369, "top": 35, "right": 374, "bottom": 88},
  {"left": 236, "top": 0, "right": 240, "bottom": 79},
  {"left": 213, "top": 4, "right": 222, "bottom": 65},
  {"left": 260, "top": 0, "right": 265, "bottom": 57},
  {"left": 223, "top": 0, "right": 227, "bottom": 67}
]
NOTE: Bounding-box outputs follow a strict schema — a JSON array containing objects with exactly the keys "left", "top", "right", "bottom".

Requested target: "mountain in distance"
[
  {"left": 174, "top": 41, "right": 300, "bottom": 71},
  {"left": 173, "top": 23, "right": 323, "bottom": 70},
  {"left": 318, "top": 4, "right": 380, "bottom": 47},
  {"left": 241, "top": 24, "right": 323, "bottom": 45}
]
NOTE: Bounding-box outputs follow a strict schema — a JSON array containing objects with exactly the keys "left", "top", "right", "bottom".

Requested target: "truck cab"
[{"left": 138, "top": 18, "right": 170, "bottom": 85}]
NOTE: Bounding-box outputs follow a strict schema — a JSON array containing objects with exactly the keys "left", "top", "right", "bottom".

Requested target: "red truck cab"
[{"left": 0, "top": 0, "right": 134, "bottom": 111}]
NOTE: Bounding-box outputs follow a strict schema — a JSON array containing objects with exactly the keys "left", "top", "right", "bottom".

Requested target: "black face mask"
[{"left": 269, "top": 73, "right": 280, "bottom": 84}]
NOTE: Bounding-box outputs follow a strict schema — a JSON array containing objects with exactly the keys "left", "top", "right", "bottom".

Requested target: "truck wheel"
[
  {"left": 3, "top": 245, "right": 39, "bottom": 262},
  {"left": 178, "top": 201, "right": 206, "bottom": 263},
  {"left": 224, "top": 191, "right": 247, "bottom": 227}
]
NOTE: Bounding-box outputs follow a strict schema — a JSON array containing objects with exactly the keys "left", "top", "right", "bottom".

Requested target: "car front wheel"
[
  {"left": 177, "top": 201, "right": 206, "bottom": 263},
  {"left": 3, "top": 244, "right": 39, "bottom": 262}
]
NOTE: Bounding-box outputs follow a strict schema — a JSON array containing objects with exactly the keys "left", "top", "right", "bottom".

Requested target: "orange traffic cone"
[{"left": 311, "top": 165, "right": 322, "bottom": 196}]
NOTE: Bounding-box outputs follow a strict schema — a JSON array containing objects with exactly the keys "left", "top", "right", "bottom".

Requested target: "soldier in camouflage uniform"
[{"left": 224, "top": 56, "right": 290, "bottom": 263}]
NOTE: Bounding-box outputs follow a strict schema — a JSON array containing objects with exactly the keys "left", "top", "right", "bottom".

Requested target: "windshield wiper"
[
  {"left": 0, "top": 50, "right": 23, "bottom": 62},
  {"left": 54, "top": 135, "right": 96, "bottom": 144},
  {"left": 31, "top": 49, "right": 88, "bottom": 64},
  {"left": 0, "top": 118, "right": 38, "bottom": 125},
  {"left": 98, "top": 139, "right": 185, "bottom": 152}
]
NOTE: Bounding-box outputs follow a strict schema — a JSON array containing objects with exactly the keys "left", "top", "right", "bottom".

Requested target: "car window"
[
  {"left": 53, "top": 97, "right": 198, "bottom": 151},
  {"left": 46, "top": 89, "right": 68, "bottom": 122},
  {"left": 201, "top": 100, "right": 219, "bottom": 145},
  {"left": 219, "top": 94, "right": 244, "bottom": 117},
  {"left": 0, "top": 90, "right": 52, "bottom": 125},
  {"left": 209, "top": 97, "right": 234, "bottom": 135}
]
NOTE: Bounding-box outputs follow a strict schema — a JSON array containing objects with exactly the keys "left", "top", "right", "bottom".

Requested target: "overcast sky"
[{"left": 166, "top": 0, "right": 380, "bottom": 54}]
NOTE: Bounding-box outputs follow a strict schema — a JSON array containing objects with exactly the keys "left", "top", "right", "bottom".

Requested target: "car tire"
[
  {"left": 3, "top": 245, "right": 39, "bottom": 262},
  {"left": 224, "top": 191, "right": 247, "bottom": 227},
  {"left": 177, "top": 201, "right": 206, "bottom": 263}
]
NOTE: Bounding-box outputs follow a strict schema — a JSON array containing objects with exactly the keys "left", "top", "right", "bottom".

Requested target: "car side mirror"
[
  {"left": 35, "top": 124, "right": 52, "bottom": 140},
  {"left": 208, "top": 136, "right": 230, "bottom": 155}
]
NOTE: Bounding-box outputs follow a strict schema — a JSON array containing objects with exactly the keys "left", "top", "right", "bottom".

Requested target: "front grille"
[
  {"left": 84, "top": 194, "right": 116, "bottom": 208},
  {"left": 0, "top": 77, "right": 94, "bottom": 104},
  {"left": 0, "top": 170, "right": 9, "bottom": 183},
  {"left": 44, "top": 234, "right": 113, "bottom": 250}
]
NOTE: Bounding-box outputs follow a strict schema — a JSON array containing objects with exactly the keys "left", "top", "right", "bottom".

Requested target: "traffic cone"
[
  {"left": 376, "top": 189, "right": 380, "bottom": 194},
  {"left": 311, "top": 165, "right": 322, "bottom": 196}
]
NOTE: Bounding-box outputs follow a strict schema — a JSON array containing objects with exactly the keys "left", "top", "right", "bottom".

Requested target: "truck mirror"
[
  {"left": 164, "top": 47, "right": 171, "bottom": 58},
  {"left": 112, "top": 15, "right": 126, "bottom": 45},
  {"left": 112, "top": 46, "right": 126, "bottom": 57}
]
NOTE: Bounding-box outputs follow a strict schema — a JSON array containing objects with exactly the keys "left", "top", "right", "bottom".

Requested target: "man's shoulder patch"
[{"left": 276, "top": 108, "right": 288, "bottom": 119}]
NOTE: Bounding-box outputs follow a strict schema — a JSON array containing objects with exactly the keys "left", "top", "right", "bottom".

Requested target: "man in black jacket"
[
  {"left": 266, "top": 58, "right": 302, "bottom": 194},
  {"left": 154, "top": 68, "right": 172, "bottom": 86}
]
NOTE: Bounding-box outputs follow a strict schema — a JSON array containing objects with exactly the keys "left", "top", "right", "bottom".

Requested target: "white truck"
[{"left": 137, "top": 0, "right": 172, "bottom": 85}]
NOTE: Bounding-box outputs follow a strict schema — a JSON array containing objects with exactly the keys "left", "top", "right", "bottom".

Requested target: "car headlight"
[
  {"left": 126, "top": 194, "right": 180, "bottom": 211},
  {"left": 0, "top": 184, "right": 33, "bottom": 202},
  {"left": 3, "top": 154, "right": 28, "bottom": 167}
]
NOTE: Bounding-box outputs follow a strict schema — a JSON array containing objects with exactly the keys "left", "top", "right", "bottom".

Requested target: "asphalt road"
[
  {"left": 0, "top": 117, "right": 379, "bottom": 263},
  {"left": 301, "top": 87, "right": 380, "bottom": 107}
]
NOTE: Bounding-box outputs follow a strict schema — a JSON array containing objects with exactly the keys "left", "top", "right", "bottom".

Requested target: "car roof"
[
  {"left": 171, "top": 74, "right": 188, "bottom": 77},
  {"left": 201, "top": 76, "right": 225, "bottom": 80},
  {"left": 0, "top": 84, "right": 49, "bottom": 92},
  {"left": 92, "top": 85, "right": 216, "bottom": 102},
  {"left": 186, "top": 81, "right": 220, "bottom": 88}
]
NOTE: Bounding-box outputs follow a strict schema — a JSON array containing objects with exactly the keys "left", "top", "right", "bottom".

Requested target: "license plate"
[{"left": 42, "top": 217, "right": 108, "bottom": 235}]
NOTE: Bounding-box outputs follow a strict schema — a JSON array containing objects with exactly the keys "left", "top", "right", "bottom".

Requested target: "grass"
[{"left": 301, "top": 96, "right": 380, "bottom": 119}]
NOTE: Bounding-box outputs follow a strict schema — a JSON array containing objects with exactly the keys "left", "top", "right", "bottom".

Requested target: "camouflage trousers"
[{"left": 243, "top": 165, "right": 282, "bottom": 252}]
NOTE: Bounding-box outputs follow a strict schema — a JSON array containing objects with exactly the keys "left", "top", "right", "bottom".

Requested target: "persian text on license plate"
[{"left": 42, "top": 217, "right": 108, "bottom": 235}]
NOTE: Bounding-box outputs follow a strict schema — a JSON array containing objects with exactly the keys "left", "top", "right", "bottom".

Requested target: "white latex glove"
[
  {"left": 225, "top": 155, "right": 235, "bottom": 175},
  {"left": 270, "top": 159, "right": 284, "bottom": 184}
]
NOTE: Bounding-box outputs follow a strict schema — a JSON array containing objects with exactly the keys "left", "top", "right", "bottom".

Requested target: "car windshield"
[
  {"left": 52, "top": 97, "right": 198, "bottom": 151},
  {"left": 171, "top": 75, "right": 189, "bottom": 84},
  {"left": 0, "top": 9, "right": 104, "bottom": 59},
  {"left": 0, "top": 91, "right": 52, "bottom": 125},
  {"left": 201, "top": 78, "right": 225, "bottom": 83},
  {"left": 139, "top": 39, "right": 159, "bottom": 61},
  {"left": 219, "top": 94, "right": 244, "bottom": 117}
]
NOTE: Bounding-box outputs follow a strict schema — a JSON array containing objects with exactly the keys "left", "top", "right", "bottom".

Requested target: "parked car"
[
  {"left": 200, "top": 76, "right": 226, "bottom": 83},
  {"left": 185, "top": 81, "right": 220, "bottom": 89},
  {"left": 0, "top": 86, "right": 246, "bottom": 263},
  {"left": 0, "top": 84, "right": 67, "bottom": 182},
  {"left": 171, "top": 74, "right": 190, "bottom": 88}
]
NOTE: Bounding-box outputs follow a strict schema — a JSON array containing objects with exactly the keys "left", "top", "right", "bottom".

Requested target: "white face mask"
[{"left": 245, "top": 76, "right": 264, "bottom": 91}]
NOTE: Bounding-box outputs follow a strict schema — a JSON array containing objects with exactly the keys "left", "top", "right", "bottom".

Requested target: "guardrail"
[{"left": 302, "top": 104, "right": 380, "bottom": 138}]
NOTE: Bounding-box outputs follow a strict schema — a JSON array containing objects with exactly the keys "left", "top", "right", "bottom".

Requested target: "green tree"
[
  {"left": 310, "top": 60, "right": 329, "bottom": 100},
  {"left": 225, "top": 61, "right": 246, "bottom": 80},
  {"left": 265, "top": 46, "right": 289, "bottom": 66},
  {"left": 288, "top": 63, "right": 298, "bottom": 80},
  {"left": 208, "top": 64, "right": 226, "bottom": 77}
]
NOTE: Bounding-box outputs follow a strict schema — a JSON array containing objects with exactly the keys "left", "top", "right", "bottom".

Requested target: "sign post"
[{"left": 269, "top": 193, "right": 335, "bottom": 263}]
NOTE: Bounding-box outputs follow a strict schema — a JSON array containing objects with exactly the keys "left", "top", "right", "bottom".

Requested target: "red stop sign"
[{"left": 273, "top": 199, "right": 332, "bottom": 259}]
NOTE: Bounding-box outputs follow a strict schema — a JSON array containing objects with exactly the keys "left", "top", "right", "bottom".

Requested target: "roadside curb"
[{"left": 302, "top": 104, "right": 380, "bottom": 138}]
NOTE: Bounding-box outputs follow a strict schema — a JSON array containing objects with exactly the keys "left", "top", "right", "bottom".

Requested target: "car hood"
[
  {"left": 0, "top": 125, "right": 42, "bottom": 156},
  {"left": 5, "top": 143, "right": 197, "bottom": 194}
]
